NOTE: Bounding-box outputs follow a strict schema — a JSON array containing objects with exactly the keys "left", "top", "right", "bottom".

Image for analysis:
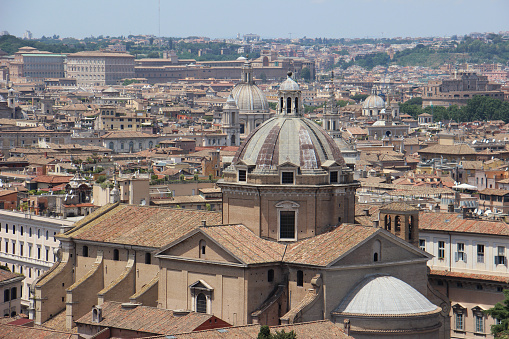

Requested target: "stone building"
[
  {"left": 66, "top": 51, "right": 135, "bottom": 86},
  {"left": 31, "top": 76, "right": 444, "bottom": 338},
  {"left": 8, "top": 47, "right": 66, "bottom": 82},
  {"left": 0, "top": 210, "right": 74, "bottom": 312},
  {"left": 0, "top": 269, "right": 24, "bottom": 317},
  {"left": 421, "top": 71, "right": 504, "bottom": 108}
]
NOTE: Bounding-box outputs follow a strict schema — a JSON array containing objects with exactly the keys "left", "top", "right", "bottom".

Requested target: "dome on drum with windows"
[{"left": 223, "top": 71, "right": 354, "bottom": 186}]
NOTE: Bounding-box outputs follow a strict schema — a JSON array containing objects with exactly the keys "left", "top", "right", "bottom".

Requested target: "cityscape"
[{"left": 1, "top": 2, "right": 509, "bottom": 339}]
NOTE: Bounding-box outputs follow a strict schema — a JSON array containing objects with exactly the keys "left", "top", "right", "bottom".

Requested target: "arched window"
[
  {"left": 196, "top": 293, "right": 207, "bottom": 313},
  {"left": 384, "top": 215, "right": 391, "bottom": 231},
  {"left": 395, "top": 216, "right": 401, "bottom": 232},
  {"left": 286, "top": 97, "right": 292, "bottom": 114},
  {"left": 37, "top": 229, "right": 41, "bottom": 238},
  {"left": 409, "top": 215, "right": 414, "bottom": 240},
  {"left": 294, "top": 97, "right": 299, "bottom": 114},
  {"left": 20, "top": 226, "right": 23, "bottom": 236},
  {"left": 268, "top": 269, "right": 274, "bottom": 283},
  {"left": 148, "top": 141, "right": 154, "bottom": 149},
  {"left": 129, "top": 141, "right": 134, "bottom": 152},
  {"left": 297, "top": 270, "right": 304, "bottom": 287},
  {"left": 113, "top": 249, "right": 119, "bottom": 261},
  {"left": 46, "top": 231, "right": 49, "bottom": 240},
  {"left": 373, "top": 239, "right": 381, "bottom": 262},
  {"left": 82, "top": 246, "right": 89, "bottom": 257},
  {"left": 199, "top": 240, "right": 206, "bottom": 258},
  {"left": 280, "top": 97, "right": 284, "bottom": 113},
  {"left": 29, "top": 228, "right": 32, "bottom": 237}
]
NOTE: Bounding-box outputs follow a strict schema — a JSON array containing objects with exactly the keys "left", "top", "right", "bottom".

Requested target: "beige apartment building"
[
  {"left": 422, "top": 71, "right": 505, "bottom": 108},
  {"left": 8, "top": 47, "right": 66, "bottom": 82},
  {"left": 66, "top": 51, "right": 135, "bottom": 86},
  {"left": 94, "top": 105, "right": 154, "bottom": 131},
  {"left": 0, "top": 269, "right": 24, "bottom": 317}
]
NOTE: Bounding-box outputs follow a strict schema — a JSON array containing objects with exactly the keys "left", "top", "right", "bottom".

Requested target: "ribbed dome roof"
[
  {"left": 233, "top": 116, "right": 345, "bottom": 170},
  {"left": 279, "top": 74, "right": 300, "bottom": 91},
  {"left": 362, "top": 93, "right": 385, "bottom": 109},
  {"left": 231, "top": 83, "right": 269, "bottom": 113},
  {"left": 335, "top": 275, "right": 438, "bottom": 315}
]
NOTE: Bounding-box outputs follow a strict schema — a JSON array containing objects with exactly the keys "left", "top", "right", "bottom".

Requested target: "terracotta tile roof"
[
  {"left": 430, "top": 269, "right": 509, "bottom": 284},
  {"left": 32, "top": 175, "right": 73, "bottom": 184},
  {"left": 0, "top": 190, "right": 17, "bottom": 198},
  {"left": 380, "top": 202, "right": 419, "bottom": 212},
  {"left": 200, "top": 225, "right": 285, "bottom": 265},
  {"left": 0, "top": 324, "right": 74, "bottom": 339},
  {"left": 151, "top": 320, "right": 352, "bottom": 338},
  {"left": 418, "top": 144, "right": 477, "bottom": 155},
  {"left": 419, "top": 211, "right": 509, "bottom": 236},
  {"left": 478, "top": 188, "right": 509, "bottom": 196},
  {"left": 0, "top": 269, "right": 24, "bottom": 283},
  {"left": 75, "top": 301, "right": 227, "bottom": 335},
  {"left": 101, "top": 131, "right": 157, "bottom": 139},
  {"left": 63, "top": 204, "right": 222, "bottom": 248},
  {"left": 283, "top": 225, "right": 378, "bottom": 266}
]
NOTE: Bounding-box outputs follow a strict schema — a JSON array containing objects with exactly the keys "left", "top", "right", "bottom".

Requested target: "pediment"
[
  {"left": 156, "top": 230, "right": 243, "bottom": 265},
  {"left": 331, "top": 231, "right": 431, "bottom": 267},
  {"left": 189, "top": 279, "right": 214, "bottom": 291}
]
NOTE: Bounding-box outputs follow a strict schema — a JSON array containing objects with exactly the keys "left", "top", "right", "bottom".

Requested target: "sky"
[{"left": 1, "top": 0, "right": 508, "bottom": 40}]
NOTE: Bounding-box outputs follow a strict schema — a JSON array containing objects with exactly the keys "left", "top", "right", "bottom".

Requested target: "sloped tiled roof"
[
  {"left": 149, "top": 320, "right": 352, "bottom": 338},
  {"left": 63, "top": 205, "right": 222, "bottom": 248},
  {"left": 418, "top": 144, "right": 477, "bottom": 155},
  {"left": 75, "top": 301, "right": 223, "bottom": 335},
  {"left": 380, "top": 202, "right": 419, "bottom": 212},
  {"left": 201, "top": 225, "right": 285, "bottom": 265},
  {"left": 419, "top": 211, "right": 509, "bottom": 236},
  {"left": 283, "top": 225, "right": 378, "bottom": 266},
  {"left": 430, "top": 270, "right": 509, "bottom": 283},
  {"left": 0, "top": 324, "right": 74, "bottom": 339}
]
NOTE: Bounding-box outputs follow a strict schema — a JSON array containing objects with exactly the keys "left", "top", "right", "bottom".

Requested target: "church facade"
[{"left": 31, "top": 74, "right": 446, "bottom": 338}]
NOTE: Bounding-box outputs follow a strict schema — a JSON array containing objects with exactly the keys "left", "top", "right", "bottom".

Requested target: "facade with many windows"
[
  {"left": 66, "top": 51, "right": 135, "bottom": 86},
  {"left": 419, "top": 210, "right": 509, "bottom": 338},
  {"left": 0, "top": 210, "right": 74, "bottom": 312},
  {"left": 8, "top": 46, "right": 66, "bottom": 82}
]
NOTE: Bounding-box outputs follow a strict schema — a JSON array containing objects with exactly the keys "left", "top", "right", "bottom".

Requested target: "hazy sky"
[{"left": 1, "top": 0, "right": 508, "bottom": 39}]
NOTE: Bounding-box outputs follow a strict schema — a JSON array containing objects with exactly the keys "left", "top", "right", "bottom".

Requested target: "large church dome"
[
  {"left": 233, "top": 116, "right": 345, "bottom": 170},
  {"left": 362, "top": 87, "right": 385, "bottom": 109},
  {"left": 231, "top": 60, "right": 269, "bottom": 113},
  {"left": 231, "top": 83, "right": 269, "bottom": 113}
]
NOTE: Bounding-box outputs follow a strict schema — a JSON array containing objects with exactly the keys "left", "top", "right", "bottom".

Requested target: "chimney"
[
  {"left": 448, "top": 204, "right": 454, "bottom": 213},
  {"left": 363, "top": 208, "right": 370, "bottom": 216},
  {"left": 373, "top": 220, "right": 379, "bottom": 228},
  {"left": 343, "top": 319, "right": 351, "bottom": 336},
  {"left": 434, "top": 204, "right": 440, "bottom": 212},
  {"left": 201, "top": 220, "right": 206, "bottom": 227},
  {"left": 462, "top": 207, "right": 469, "bottom": 219},
  {"left": 92, "top": 306, "right": 103, "bottom": 323}
]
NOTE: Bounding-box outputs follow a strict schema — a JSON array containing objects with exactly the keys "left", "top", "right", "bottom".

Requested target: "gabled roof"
[
  {"left": 75, "top": 301, "right": 228, "bottom": 335},
  {"left": 61, "top": 204, "right": 222, "bottom": 248},
  {"left": 419, "top": 211, "right": 509, "bottom": 236},
  {"left": 283, "top": 225, "right": 378, "bottom": 267}
]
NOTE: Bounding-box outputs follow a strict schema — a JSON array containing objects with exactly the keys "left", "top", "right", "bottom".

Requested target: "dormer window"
[
  {"left": 238, "top": 170, "right": 246, "bottom": 182},
  {"left": 281, "top": 172, "right": 294, "bottom": 184},
  {"left": 330, "top": 171, "right": 338, "bottom": 183}
]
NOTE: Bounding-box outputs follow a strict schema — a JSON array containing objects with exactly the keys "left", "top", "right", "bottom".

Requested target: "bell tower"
[
  {"left": 277, "top": 71, "right": 302, "bottom": 116},
  {"left": 379, "top": 202, "right": 419, "bottom": 246},
  {"left": 222, "top": 95, "right": 240, "bottom": 146}
]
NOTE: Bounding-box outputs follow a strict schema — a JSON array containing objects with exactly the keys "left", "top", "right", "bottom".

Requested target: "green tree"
[
  {"left": 300, "top": 67, "right": 311, "bottom": 81},
  {"left": 257, "top": 326, "right": 297, "bottom": 339},
  {"left": 485, "top": 290, "right": 509, "bottom": 337},
  {"left": 257, "top": 326, "right": 271, "bottom": 339}
]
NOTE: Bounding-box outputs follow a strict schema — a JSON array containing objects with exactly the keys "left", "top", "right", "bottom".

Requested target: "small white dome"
[
  {"left": 335, "top": 275, "right": 438, "bottom": 315},
  {"left": 236, "top": 56, "right": 247, "bottom": 61},
  {"left": 362, "top": 93, "right": 385, "bottom": 109},
  {"left": 279, "top": 72, "right": 300, "bottom": 91}
]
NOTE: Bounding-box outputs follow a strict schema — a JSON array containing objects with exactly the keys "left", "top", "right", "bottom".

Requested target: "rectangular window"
[
  {"left": 419, "top": 239, "right": 426, "bottom": 251},
  {"left": 281, "top": 172, "right": 294, "bottom": 184},
  {"left": 37, "top": 247, "right": 41, "bottom": 260},
  {"left": 455, "top": 313, "right": 464, "bottom": 331},
  {"left": 280, "top": 211, "right": 296, "bottom": 240},
  {"left": 238, "top": 170, "right": 246, "bottom": 182},
  {"left": 496, "top": 246, "right": 506, "bottom": 265},
  {"left": 438, "top": 241, "right": 445, "bottom": 260},
  {"left": 329, "top": 171, "right": 338, "bottom": 183},
  {"left": 475, "top": 315, "right": 484, "bottom": 333},
  {"left": 456, "top": 243, "right": 466, "bottom": 262},
  {"left": 477, "top": 244, "right": 485, "bottom": 263}
]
